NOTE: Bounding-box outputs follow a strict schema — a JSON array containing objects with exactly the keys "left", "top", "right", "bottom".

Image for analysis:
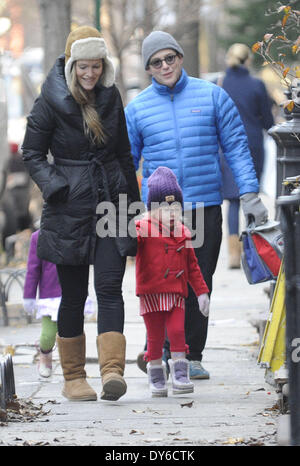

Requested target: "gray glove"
[{"left": 240, "top": 192, "right": 268, "bottom": 227}]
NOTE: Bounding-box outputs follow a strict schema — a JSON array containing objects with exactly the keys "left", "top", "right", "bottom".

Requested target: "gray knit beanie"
[{"left": 142, "top": 31, "right": 184, "bottom": 69}]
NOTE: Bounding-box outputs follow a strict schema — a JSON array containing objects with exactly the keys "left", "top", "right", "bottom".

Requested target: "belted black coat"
[{"left": 22, "top": 55, "right": 140, "bottom": 265}]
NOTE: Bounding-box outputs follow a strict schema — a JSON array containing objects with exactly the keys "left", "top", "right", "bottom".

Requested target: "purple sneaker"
[
  {"left": 168, "top": 359, "right": 194, "bottom": 394},
  {"left": 147, "top": 362, "right": 168, "bottom": 397}
]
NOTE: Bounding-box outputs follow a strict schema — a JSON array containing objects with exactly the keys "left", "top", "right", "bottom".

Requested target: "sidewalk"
[{"left": 0, "top": 199, "right": 282, "bottom": 447}]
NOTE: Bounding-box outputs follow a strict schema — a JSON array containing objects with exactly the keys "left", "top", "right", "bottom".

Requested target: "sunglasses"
[{"left": 149, "top": 53, "right": 178, "bottom": 69}]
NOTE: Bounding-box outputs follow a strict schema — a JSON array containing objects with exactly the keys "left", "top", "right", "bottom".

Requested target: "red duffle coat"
[{"left": 135, "top": 216, "right": 209, "bottom": 298}]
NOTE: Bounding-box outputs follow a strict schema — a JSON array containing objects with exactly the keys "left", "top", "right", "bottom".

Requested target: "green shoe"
[{"left": 189, "top": 361, "right": 210, "bottom": 379}]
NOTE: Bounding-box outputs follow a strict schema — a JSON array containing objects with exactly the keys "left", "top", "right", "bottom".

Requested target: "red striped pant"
[{"left": 143, "top": 307, "right": 188, "bottom": 361}]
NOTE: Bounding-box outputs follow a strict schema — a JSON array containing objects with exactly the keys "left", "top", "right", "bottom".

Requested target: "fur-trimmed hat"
[
  {"left": 64, "top": 25, "right": 115, "bottom": 89},
  {"left": 147, "top": 166, "right": 183, "bottom": 210}
]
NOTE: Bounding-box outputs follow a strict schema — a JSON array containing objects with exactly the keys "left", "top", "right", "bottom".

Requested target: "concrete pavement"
[{"left": 0, "top": 197, "right": 283, "bottom": 447}]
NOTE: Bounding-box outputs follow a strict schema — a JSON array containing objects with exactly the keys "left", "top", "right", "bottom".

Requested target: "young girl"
[
  {"left": 23, "top": 229, "right": 94, "bottom": 378},
  {"left": 135, "top": 167, "right": 210, "bottom": 397}
]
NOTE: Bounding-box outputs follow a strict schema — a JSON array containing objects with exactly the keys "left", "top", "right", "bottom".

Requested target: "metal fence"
[
  {"left": 0, "top": 268, "right": 27, "bottom": 326},
  {"left": 0, "top": 354, "right": 16, "bottom": 410}
]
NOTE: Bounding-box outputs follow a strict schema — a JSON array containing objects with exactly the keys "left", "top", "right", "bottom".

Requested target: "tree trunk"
[
  {"left": 175, "top": 22, "right": 199, "bottom": 78},
  {"left": 38, "top": 0, "right": 71, "bottom": 75},
  {"left": 172, "top": 0, "right": 200, "bottom": 78}
]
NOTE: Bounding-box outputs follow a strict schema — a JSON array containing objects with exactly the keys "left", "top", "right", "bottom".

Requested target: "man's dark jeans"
[{"left": 184, "top": 205, "right": 222, "bottom": 361}]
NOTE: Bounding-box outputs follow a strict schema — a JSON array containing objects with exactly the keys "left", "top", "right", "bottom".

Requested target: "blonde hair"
[
  {"left": 70, "top": 65, "right": 106, "bottom": 145},
  {"left": 226, "top": 43, "right": 251, "bottom": 68}
]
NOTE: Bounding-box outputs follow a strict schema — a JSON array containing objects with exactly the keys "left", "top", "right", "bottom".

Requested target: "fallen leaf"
[
  {"left": 0, "top": 408, "right": 7, "bottom": 422},
  {"left": 143, "top": 438, "right": 162, "bottom": 443},
  {"left": 246, "top": 440, "right": 264, "bottom": 446},
  {"left": 146, "top": 407, "right": 166, "bottom": 415},
  {"left": 222, "top": 437, "right": 244, "bottom": 445},
  {"left": 3, "top": 345, "right": 15, "bottom": 356},
  {"left": 266, "top": 402, "right": 280, "bottom": 412},
  {"left": 180, "top": 401, "right": 194, "bottom": 408}
]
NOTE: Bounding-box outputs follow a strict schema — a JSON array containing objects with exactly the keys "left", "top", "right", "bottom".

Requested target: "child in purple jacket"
[{"left": 23, "top": 229, "right": 94, "bottom": 377}]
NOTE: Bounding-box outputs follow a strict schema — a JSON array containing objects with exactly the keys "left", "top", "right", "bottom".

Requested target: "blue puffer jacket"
[{"left": 125, "top": 69, "right": 259, "bottom": 207}]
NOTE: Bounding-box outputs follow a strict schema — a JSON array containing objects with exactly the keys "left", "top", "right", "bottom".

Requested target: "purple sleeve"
[{"left": 23, "top": 232, "right": 41, "bottom": 299}]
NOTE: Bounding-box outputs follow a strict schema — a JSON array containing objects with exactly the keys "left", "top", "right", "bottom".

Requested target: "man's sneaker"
[
  {"left": 147, "top": 362, "right": 168, "bottom": 397},
  {"left": 189, "top": 360, "right": 210, "bottom": 379},
  {"left": 168, "top": 359, "right": 194, "bottom": 394},
  {"left": 137, "top": 351, "right": 147, "bottom": 374}
]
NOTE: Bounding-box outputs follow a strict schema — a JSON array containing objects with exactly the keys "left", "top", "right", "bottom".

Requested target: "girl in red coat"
[{"left": 135, "top": 167, "right": 209, "bottom": 397}]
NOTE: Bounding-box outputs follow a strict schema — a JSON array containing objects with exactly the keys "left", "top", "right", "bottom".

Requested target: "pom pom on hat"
[
  {"left": 64, "top": 25, "right": 115, "bottom": 89},
  {"left": 147, "top": 166, "right": 183, "bottom": 210}
]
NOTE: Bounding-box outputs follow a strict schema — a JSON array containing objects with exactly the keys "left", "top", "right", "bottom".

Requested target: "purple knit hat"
[{"left": 147, "top": 166, "right": 183, "bottom": 210}]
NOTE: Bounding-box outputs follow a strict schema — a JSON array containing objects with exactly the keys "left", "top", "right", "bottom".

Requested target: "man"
[{"left": 125, "top": 31, "right": 268, "bottom": 379}]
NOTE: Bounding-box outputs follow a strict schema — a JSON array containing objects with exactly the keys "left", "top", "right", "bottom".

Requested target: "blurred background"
[{"left": 0, "top": 0, "right": 298, "bottom": 265}]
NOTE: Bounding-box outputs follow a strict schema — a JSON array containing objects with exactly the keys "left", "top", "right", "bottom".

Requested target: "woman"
[
  {"left": 22, "top": 26, "right": 140, "bottom": 402},
  {"left": 219, "top": 43, "right": 274, "bottom": 268}
]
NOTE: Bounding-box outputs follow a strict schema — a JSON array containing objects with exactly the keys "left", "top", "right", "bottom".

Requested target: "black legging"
[{"left": 56, "top": 235, "right": 126, "bottom": 338}]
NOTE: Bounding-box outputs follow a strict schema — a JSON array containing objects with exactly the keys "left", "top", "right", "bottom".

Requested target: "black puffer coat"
[{"left": 22, "top": 55, "right": 140, "bottom": 265}]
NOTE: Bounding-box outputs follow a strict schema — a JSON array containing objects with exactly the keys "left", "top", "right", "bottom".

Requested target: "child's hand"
[
  {"left": 197, "top": 294, "right": 210, "bottom": 317},
  {"left": 23, "top": 299, "right": 36, "bottom": 315}
]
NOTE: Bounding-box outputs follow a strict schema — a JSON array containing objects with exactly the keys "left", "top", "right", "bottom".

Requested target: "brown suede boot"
[
  {"left": 228, "top": 234, "right": 241, "bottom": 269},
  {"left": 96, "top": 332, "right": 127, "bottom": 401},
  {"left": 56, "top": 334, "right": 97, "bottom": 401}
]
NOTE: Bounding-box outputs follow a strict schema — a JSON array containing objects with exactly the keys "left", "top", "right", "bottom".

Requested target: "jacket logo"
[{"left": 191, "top": 109, "right": 201, "bottom": 113}]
